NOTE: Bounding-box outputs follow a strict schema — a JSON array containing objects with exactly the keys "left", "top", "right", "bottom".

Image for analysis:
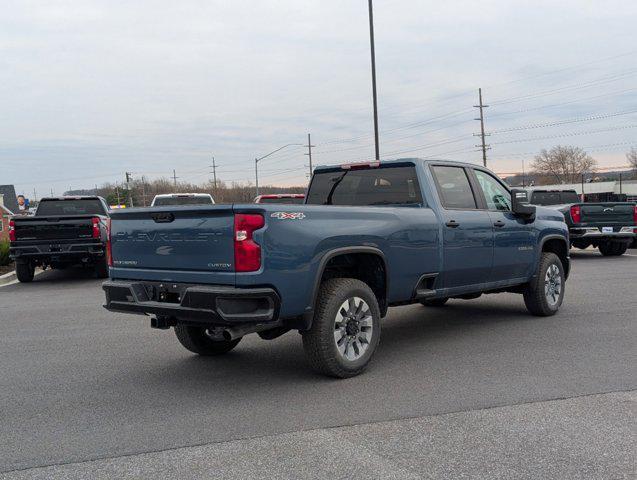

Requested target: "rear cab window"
[
  {"left": 430, "top": 166, "right": 477, "bottom": 209},
  {"left": 530, "top": 191, "right": 580, "bottom": 205},
  {"left": 153, "top": 196, "right": 214, "bottom": 206},
  {"left": 258, "top": 197, "right": 305, "bottom": 204},
  {"left": 36, "top": 199, "right": 106, "bottom": 216},
  {"left": 306, "top": 165, "right": 424, "bottom": 206}
]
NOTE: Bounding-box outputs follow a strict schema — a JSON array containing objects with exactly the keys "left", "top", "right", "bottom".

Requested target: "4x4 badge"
[{"left": 270, "top": 212, "right": 306, "bottom": 220}]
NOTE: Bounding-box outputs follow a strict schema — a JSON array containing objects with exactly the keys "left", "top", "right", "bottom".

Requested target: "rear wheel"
[
  {"left": 174, "top": 325, "right": 241, "bottom": 356},
  {"left": 94, "top": 256, "right": 109, "bottom": 278},
  {"left": 16, "top": 261, "right": 35, "bottom": 283},
  {"left": 599, "top": 242, "right": 627, "bottom": 256},
  {"left": 420, "top": 297, "right": 449, "bottom": 307},
  {"left": 302, "top": 278, "right": 381, "bottom": 378},
  {"left": 523, "top": 252, "right": 565, "bottom": 316}
]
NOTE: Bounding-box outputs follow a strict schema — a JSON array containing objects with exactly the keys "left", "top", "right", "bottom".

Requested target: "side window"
[
  {"left": 431, "top": 166, "right": 477, "bottom": 209},
  {"left": 474, "top": 170, "right": 511, "bottom": 211}
]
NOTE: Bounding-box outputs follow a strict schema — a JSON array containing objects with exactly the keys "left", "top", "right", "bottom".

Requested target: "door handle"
[
  {"left": 494, "top": 220, "right": 505, "bottom": 228},
  {"left": 445, "top": 220, "right": 460, "bottom": 228}
]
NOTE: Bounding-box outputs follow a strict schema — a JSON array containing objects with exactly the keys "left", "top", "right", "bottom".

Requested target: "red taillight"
[
  {"left": 633, "top": 205, "right": 637, "bottom": 224},
  {"left": 92, "top": 217, "right": 100, "bottom": 239},
  {"left": 234, "top": 214, "right": 264, "bottom": 272},
  {"left": 105, "top": 218, "right": 113, "bottom": 267},
  {"left": 9, "top": 219, "right": 16, "bottom": 242},
  {"left": 570, "top": 205, "right": 581, "bottom": 224}
]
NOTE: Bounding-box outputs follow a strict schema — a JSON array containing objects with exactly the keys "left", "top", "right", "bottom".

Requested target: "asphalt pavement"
[{"left": 1, "top": 249, "right": 635, "bottom": 478}]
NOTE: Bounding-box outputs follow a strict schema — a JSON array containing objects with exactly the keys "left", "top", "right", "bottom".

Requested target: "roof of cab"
[{"left": 313, "top": 158, "right": 482, "bottom": 172}]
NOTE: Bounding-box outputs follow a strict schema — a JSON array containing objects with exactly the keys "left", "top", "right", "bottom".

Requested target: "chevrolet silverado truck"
[
  {"left": 103, "top": 159, "right": 570, "bottom": 378},
  {"left": 529, "top": 189, "right": 636, "bottom": 256},
  {"left": 10, "top": 196, "right": 111, "bottom": 282}
]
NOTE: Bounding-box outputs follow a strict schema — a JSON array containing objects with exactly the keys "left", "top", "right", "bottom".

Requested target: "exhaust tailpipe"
[{"left": 222, "top": 322, "right": 281, "bottom": 341}]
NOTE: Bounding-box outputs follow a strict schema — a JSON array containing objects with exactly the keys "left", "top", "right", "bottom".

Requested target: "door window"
[
  {"left": 474, "top": 170, "right": 511, "bottom": 211},
  {"left": 431, "top": 166, "right": 477, "bottom": 209}
]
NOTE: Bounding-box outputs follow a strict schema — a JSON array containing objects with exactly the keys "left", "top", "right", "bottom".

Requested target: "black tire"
[
  {"left": 523, "top": 252, "right": 565, "bottom": 316},
  {"left": 302, "top": 278, "right": 381, "bottom": 378},
  {"left": 420, "top": 297, "right": 449, "bottom": 307},
  {"left": 599, "top": 242, "right": 626, "bottom": 256},
  {"left": 174, "top": 325, "right": 241, "bottom": 356},
  {"left": 613, "top": 243, "right": 628, "bottom": 256},
  {"left": 16, "top": 261, "right": 35, "bottom": 283},
  {"left": 95, "top": 257, "right": 109, "bottom": 278}
]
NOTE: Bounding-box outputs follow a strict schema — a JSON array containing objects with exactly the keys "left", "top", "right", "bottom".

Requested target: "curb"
[{"left": 0, "top": 270, "right": 17, "bottom": 285}]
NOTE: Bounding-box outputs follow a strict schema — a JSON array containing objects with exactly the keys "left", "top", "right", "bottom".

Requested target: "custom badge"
[{"left": 270, "top": 212, "right": 306, "bottom": 220}]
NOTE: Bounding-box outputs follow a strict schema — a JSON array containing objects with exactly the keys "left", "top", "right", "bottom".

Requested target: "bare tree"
[
  {"left": 627, "top": 147, "right": 637, "bottom": 177},
  {"left": 531, "top": 146, "right": 597, "bottom": 184}
]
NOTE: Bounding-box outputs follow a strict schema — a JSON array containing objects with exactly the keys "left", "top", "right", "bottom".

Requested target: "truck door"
[
  {"left": 430, "top": 165, "right": 494, "bottom": 289},
  {"left": 471, "top": 168, "right": 535, "bottom": 282}
]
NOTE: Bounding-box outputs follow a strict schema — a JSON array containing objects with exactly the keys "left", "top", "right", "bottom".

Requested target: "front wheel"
[
  {"left": 523, "top": 252, "right": 565, "bottom": 316},
  {"left": 16, "top": 261, "right": 35, "bottom": 283},
  {"left": 174, "top": 325, "right": 241, "bottom": 356},
  {"left": 302, "top": 278, "right": 381, "bottom": 378}
]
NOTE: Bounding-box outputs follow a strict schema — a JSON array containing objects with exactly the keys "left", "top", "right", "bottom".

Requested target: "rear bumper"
[
  {"left": 103, "top": 280, "right": 280, "bottom": 325},
  {"left": 10, "top": 241, "right": 105, "bottom": 262},
  {"left": 569, "top": 226, "right": 636, "bottom": 241}
]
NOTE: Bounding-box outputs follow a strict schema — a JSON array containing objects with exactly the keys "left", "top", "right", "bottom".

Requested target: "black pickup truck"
[
  {"left": 529, "top": 189, "right": 637, "bottom": 256},
  {"left": 9, "top": 196, "right": 111, "bottom": 282}
]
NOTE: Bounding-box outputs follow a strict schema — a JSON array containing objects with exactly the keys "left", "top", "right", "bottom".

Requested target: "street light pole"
[
  {"left": 254, "top": 143, "right": 303, "bottom": 197},
  {"left": 368, "top": 0, "right": 380, "bottom": 161}
]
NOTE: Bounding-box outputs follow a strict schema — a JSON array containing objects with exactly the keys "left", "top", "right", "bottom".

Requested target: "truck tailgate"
[
  {"left": 110, "top": 206, "right": 235, "bottom": 274},
  {"left": 13, "top": 216, "right": 94, "bottom": 241},
  {"left": 580, "top": 203, "right": 634, "bottom": 224}
]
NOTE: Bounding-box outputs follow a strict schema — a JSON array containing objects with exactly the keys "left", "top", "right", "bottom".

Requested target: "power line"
[
  {"left": 489, "top": 109, "right": 637, "bottom": 135},
  {"left": 489, "top": 125, "right": 637, "bottom": 146}
]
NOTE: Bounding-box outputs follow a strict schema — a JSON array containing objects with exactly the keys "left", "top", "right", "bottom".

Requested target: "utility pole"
[
  {"left": 33, "top": 188, "right": 37, "bottom": 202},
  {"left": 473, "top": 88, "right": 490, "bottom": 167},
  {"left": 141, "top": 176, "right": 147, "bottom": 206},
  {"left": 50, "top": 188, "right": 54, "bottom": 197},
  {"left": 368, "top": 0, "right": 380, "bottom": 161},
  {"left": 210, "top": 157, "right": 218, "bottom": 194},
  {"left": 521, "top": 160, "right": 526, "bottom": 188},
  {"left": 125, "top": 172, "right": 134, "bottom": 207},
  {"left": 305, "top": 133, "right": 315, "bottom": 177},
  {"left": 172, "top": 169, "right": 178, "bottom": 187}
]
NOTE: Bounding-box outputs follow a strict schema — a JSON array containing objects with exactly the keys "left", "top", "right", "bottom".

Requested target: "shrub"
[{"left": 0, "top": 239, "right": 10, "bottom": 266}]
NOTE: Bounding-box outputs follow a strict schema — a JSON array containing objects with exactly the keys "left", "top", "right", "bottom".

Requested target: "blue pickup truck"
[{"left": 103, "top": 159, "right": 570, "bottom": 377}]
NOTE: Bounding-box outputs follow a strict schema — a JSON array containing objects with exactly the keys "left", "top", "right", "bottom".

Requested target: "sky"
[{"left": 1, "top": 0, "right": 636, "bottom": 198}]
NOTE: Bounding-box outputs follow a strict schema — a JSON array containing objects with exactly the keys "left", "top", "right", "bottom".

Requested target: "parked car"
[
  {"left": 151, "top": 193, "right": 215, "bottom": 206},
  {"left": 254, "top": 194, "right": 305, "bottom": 204},
  {"left": 529, "top": 189, "right": 636, "bottom": 256},
  {"left": 9, "top": 196, "right": 111, "bottom": 282},
  {"left": 103, "top": 159, "right": 570, "bottom": 377}
]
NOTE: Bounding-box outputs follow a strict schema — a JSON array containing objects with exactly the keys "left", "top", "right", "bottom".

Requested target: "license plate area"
[{"left": 601, "top": 226, "right": 613, "bottom": 233}]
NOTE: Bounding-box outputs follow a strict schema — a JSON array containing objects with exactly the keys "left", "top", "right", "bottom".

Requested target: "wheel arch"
[
  {"left": 307, "top": 246, "right": 389, "bottom": 322},
  {"left": 539, "top": 235, "right": 570, "bottom": 278}
]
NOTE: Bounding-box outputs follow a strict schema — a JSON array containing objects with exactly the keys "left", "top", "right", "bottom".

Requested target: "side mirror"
[{"left": 511, "top": 188, "right": 536, "bottom": 218}]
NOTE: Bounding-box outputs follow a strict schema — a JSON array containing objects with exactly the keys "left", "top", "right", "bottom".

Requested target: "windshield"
[
  {"left": 36, "top": 199, "right": 105, "bottom": 216},
  {"left": 306, "top": 165, "right": 423, "bottom": 206},
  {"left": 153, "top": 196, "right": 213, "bottom": 206}
]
